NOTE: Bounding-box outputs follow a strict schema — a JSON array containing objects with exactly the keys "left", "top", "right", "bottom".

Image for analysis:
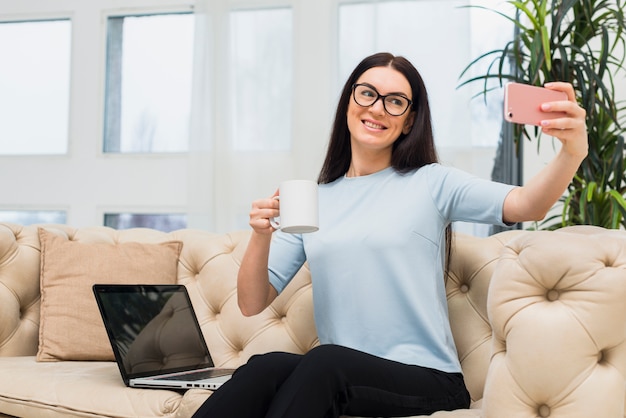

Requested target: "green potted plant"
[{"left": 459, "top": 0, "right": 626, "bottom": 229}]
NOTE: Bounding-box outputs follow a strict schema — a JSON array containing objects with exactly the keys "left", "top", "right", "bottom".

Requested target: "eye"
[
  {"left": 387, "top": 96, "right": 406, "bottom": 107},
  {"left": 360, "top": 87, "right": 376, "bottom": 98}
]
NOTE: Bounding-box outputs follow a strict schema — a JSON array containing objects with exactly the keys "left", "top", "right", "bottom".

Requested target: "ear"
[{"left": 402, "top": 111, "right": 415, "bottom": 135}]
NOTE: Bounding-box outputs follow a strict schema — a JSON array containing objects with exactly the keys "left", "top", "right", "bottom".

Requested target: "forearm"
[
  {"left": 237, "top": 231, "right": 277, "bottom": 316},
  {"left": 504, "top": 147, "right": 585, "bottom": 223},
  {"left": 502, "top": 82, "right": 588, "bottom": 224}
]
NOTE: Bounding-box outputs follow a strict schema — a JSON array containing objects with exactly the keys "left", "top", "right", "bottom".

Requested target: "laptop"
[{"left": 93, "top": 284, "right": 235, "bottom": 390}]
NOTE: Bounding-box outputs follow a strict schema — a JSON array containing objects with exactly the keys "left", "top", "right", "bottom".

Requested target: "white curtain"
[
  {"left": 188, "top": 0, "right": 333, "bottom": 232},
  {"left": 187, "top": 0, "right": 216, "bottom": 230}
]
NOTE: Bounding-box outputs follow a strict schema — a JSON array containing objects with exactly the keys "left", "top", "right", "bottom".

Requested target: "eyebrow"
[{"left": 359, "top": 82, "right": 411, "bottom": 98}]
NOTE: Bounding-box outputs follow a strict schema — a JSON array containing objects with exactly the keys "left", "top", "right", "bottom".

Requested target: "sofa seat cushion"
[
  {"left": 344, "top": 408, "right": 481, "bottom": 418},
  {"left": 0, "top": 357, "right": 209, "bottom": 418},
  {"left": 0, "top": 357, "right": 480, "bottom": 418}
]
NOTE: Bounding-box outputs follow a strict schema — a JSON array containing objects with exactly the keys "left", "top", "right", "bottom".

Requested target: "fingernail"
[
  {"left": 541, "top": 103, "right": 551, "bottom": 110},
  {"left": 541, "top": 120, "right": 550, "bottom": 127}
]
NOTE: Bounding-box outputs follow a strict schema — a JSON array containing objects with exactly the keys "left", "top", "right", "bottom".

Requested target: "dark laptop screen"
[{"left": 93, "top": 284, "right": 214, "bottom": 381}]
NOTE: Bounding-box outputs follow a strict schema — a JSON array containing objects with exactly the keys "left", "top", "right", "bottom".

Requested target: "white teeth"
[{"left": 364, "top": 120, "right": 384, "bottom": 129}]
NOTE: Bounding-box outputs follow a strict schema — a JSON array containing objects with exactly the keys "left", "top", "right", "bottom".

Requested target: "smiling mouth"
[{"left": 363, "top": 120, "right": 386, "bottom": 130}]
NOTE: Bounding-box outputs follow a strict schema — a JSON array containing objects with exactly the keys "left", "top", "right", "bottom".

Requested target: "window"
[
  {"left": 0, "top": 210, "right": 66, "bottom": 225},
  {"left": 104, "top": 213, "right": 187, "bottom": 232},
  {"left": 466, "top": 1, "right": 514, "bottom": 147},
  {"left": 0, "top": 19, "right": 70, "bottom": 155},
  {"left": 229, "top": 8, "right": 293, "bottom": 151},
  {"left": 104, "top": 13, "right": 194, "bottom": 153},
  {"left": 338, "top": 0, "right": 511, "bottom": 149}
]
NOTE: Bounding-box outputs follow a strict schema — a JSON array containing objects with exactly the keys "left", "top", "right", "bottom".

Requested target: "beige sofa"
[{"left": 0, "top": 222, "right": 625, "bottom": 418}]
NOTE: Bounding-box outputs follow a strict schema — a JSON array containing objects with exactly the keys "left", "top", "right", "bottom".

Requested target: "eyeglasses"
[{"left": 351, "top": 83, "right": 413, "bottom": 116}]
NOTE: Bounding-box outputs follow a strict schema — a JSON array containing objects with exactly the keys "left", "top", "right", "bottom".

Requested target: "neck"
[
  {"left": 346, "top": 143, "right": 393, "bottom": 177},
  {"left": 345, "top": 161, "right": 391, "bottom": 178}
]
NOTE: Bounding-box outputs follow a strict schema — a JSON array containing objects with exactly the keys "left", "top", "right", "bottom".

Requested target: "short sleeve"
[
  {"left": 267, "top": 231, "right": 307, "bottom": 293},
  {"left": 426, "top": 164, "right": 516, "bottom": 225}
]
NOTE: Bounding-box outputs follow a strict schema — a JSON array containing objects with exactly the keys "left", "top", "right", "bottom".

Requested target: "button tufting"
[
  {"left": 538, "top": 404, "right": 550, "bottom": 417},
  {"left": 459, "top": 284, "right": 470, "bottom": 293},
  {"left": 546, "top": 289, "right": 559, "bottom": 301}
]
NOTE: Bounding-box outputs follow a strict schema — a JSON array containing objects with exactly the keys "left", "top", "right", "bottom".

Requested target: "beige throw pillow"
[{"left": 37, "top": 228, "right": 182, "bottom": 362}]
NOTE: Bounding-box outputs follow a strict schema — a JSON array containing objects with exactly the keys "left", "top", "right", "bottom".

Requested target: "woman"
[{"left": 193, "top": 52, "right": 587, "bottom": 418}]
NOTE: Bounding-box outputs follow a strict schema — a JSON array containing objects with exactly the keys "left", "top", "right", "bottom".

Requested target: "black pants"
[{"left": 192, "top": 344, "right": 470, "bottom": 418}]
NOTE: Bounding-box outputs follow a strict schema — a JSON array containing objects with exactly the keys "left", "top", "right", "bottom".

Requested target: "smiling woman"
[{"left": 346, "top": 66, "right": 416, "bottom": 177}]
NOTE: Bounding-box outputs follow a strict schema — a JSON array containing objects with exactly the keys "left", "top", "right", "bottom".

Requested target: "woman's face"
[{"left": 347, "top": 66, "right": 415, "bottom": 157}]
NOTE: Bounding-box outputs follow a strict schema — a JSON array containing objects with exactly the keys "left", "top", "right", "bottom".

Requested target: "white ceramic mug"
[{"left": 270, "top": 180, "right": 319, "bottom": 233}]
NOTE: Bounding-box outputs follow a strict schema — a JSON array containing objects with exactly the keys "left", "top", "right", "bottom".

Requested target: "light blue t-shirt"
[{"left": 268, "top": 164, "right": 515, "bottom": 373}]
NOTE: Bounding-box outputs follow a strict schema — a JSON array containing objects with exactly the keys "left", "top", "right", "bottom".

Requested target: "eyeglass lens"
[{"left": 353, "top": 84, "right": 411, "bottom": 116}]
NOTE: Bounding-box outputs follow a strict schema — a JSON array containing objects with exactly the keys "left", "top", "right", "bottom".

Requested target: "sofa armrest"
[{"left": 483, "top": 227, "right": 626, "bottom": 418}]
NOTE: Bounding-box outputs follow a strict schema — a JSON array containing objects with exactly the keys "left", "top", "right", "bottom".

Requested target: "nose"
[{"left": 368, "top": 97, "right": 386, "bottom": 115}]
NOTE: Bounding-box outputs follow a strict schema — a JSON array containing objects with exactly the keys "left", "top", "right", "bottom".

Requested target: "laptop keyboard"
[{"left": 158, "top": 369, "right": 234, "bottom": 381}]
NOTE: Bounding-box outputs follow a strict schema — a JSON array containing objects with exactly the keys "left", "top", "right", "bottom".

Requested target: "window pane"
[
  {"left": 104, "top": 213, "right": 187, "bottom": 232},
  {"left": 0, "top": 20, "right": 70, "bottom": 155},
  {"left": 338, "top": 1, "right": 510, "bottom": 148},
  {"left": 467, "top": 1, "right": 514, "bottom": 147},
  {"left": 0, "top": 210, "right": 66, "bottom": 225},
  {"left": 230, "top": 8, "right": 293, "bottom": 151},
  {"left": 104, "top": 14, "right": 194, "bottom": 153}
]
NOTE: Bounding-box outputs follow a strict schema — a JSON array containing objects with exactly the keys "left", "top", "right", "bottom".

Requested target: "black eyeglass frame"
[{"left": 351, "top": 83, "right": 413, "bottom": 116}]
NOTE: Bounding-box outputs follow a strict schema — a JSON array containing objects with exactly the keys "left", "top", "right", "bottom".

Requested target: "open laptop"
[{"left": 93, "top": 284, "right": 235, "bottom": 390}]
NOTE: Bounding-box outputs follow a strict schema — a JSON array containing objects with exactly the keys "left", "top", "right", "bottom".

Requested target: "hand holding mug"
[
  {"left": 269, "top": 180, "right": 319, "bottom": 234},
  {"left": 248, "top": 192, "right": 280, "bottom": 235}
]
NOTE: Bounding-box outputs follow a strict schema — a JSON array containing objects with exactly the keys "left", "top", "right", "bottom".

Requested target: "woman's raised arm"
[{"left": 503, "top": 82, "right": 588, "bottom": 224}]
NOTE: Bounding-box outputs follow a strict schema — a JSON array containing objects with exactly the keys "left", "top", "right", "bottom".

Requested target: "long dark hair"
[
  {"left": 318, "top": 52, "right": 439, "bottom": 184},
  {"left": 317, "top": 52, "right": 452, "bottom": 274}
]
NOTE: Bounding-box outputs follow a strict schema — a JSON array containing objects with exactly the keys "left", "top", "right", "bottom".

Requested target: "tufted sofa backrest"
[
  {"left": 0, "top": 223, "right": 43, "bottom": 356},
  {"left": 0, "top": 224, "right": 319, "bottom": 364},
  {"left": 170, "top": 228, "right": 319, "bottom": 367},
  {"left": 445, "top": 229, "right": 525, "bottom": 402},
  {"left": 0, "top": 222, "right": 523, "bottom": 404},
  {"left": 483, "top": 226, "right": 626, "bottom": 417}
]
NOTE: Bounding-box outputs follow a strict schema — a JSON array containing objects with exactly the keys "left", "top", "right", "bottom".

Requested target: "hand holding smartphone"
[{"left": 504, "top": 82, "right": 567, "bottom": 126}]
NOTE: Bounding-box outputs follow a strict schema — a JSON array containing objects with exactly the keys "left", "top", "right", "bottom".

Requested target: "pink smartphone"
[{"left": 504, "top": 82, "right": 567, "bottom": 126}]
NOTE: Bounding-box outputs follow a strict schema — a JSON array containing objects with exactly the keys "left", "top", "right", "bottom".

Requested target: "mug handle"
[{"left": 269, "top": 196, "right": 280, "bottom": 230}]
